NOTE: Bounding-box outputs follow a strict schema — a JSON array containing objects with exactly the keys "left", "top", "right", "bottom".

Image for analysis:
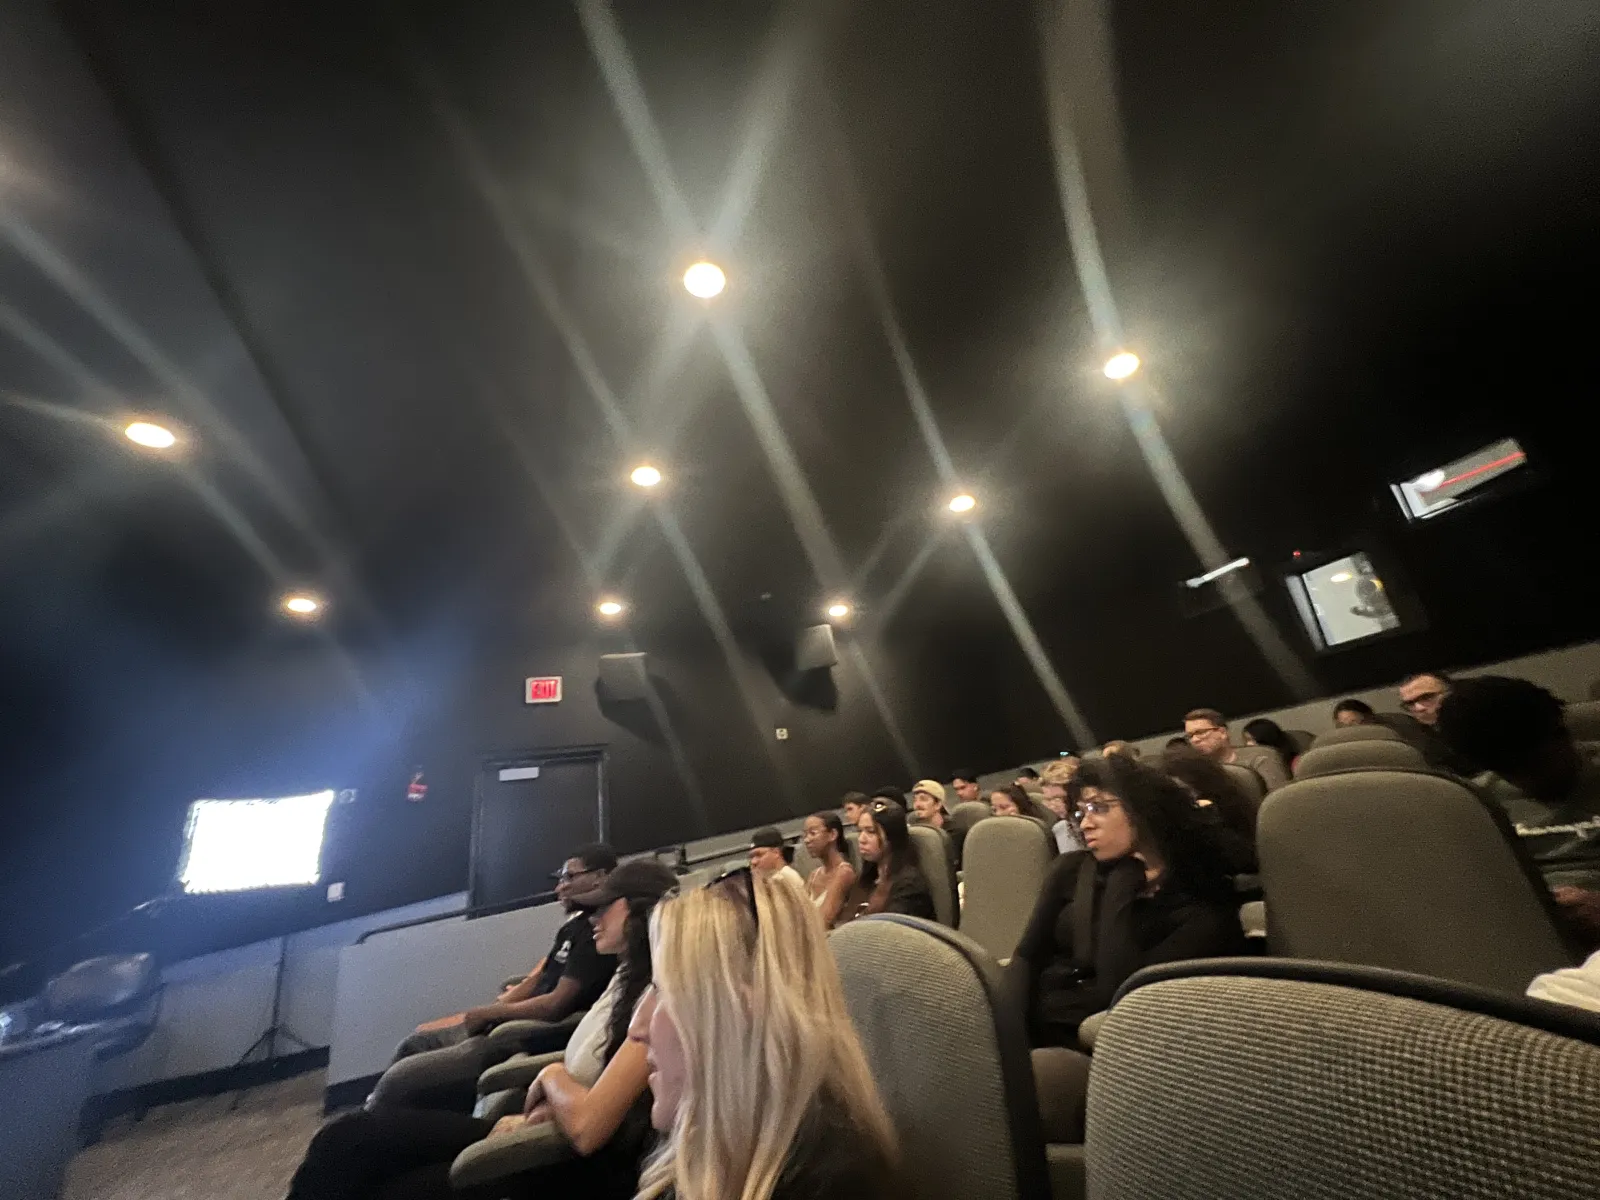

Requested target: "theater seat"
[
  {"left": 1309, "top": 723, "right": 1403, "bottom": 747},
  {"left": 908, "top": 824, "right": 959, "bottom": 927},
  {"left": 1566, "top": 699, "right": 1600, "bottom": 742},
  {"left": 1086, "top": 958, "right": 1600, "bottom": 1200},
  {"left": 831, "top": 916, "right": 1055, "bottom": 1200},
  {"left": 1258, "top": 768, "right": 1579, "bottom": 993},
  {"left": 960, "top": 816, "right": 1054, "bottom": 961},
  {"left": 947, "top": 801, "right": 994, "bottom": 866},
  {"left": 1291, "top": 738, "right": 1427, "bottom": 778}
]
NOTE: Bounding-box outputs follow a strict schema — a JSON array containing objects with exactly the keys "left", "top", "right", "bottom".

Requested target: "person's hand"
[
  {"left": 524, "top": 1101, "right": 554, "bottom": 1126},
  {"left": 462, "top": 1006, "right": 500, "bottom": 1035},
  {"left": 414, "top": 1013, "right": 465, "bottom": 1034},
  {"left": 521, "top": 1076, "right": 547, "bottom": 1117},
  {"left": 489, "top": 1115, "right": 525, "bottom": 1137},
  {"left": 1553, "top": 887, "right": 1600, "bottom": 948}
]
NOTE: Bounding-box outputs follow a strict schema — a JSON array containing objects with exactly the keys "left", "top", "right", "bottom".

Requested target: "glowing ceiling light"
[
  {"left": 597, "top": 599, "right": 626, "bottom": 618},
  {"left": 826, "top": 602, "right": 852, "bottom": 620},
  {"left": 1102, "top": 350, "right": 1141, "bottom": 381},
  {"left": 125, "top": 421, "right": 178, "bottom": 449},
  {"left": 682, "top": 261, "right": 726, "bottom": 299},
  {"left": 1413, "top": 469, "right": 1447, "bottom": 491},
  {"left": 1329, "top": 571, "right": 1353, "bottom": 584},
  {"left": 947, "top": 493, "right": 977, "bottom": 514},
  {"left": 630, "top": 464, "right": 663, "bottom": 488},
  {"left": 281, "top": 594, "right": 322, "bottom": 617}
]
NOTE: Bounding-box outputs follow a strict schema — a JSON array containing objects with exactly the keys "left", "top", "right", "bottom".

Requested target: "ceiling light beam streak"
[
  {"left": 961, "top": 522, "right": 1096, "bottom": 748},
  {"left": 840, "top": 640, "right": 918, "bottom": 778},
  {"left": 871, "top": 527, "right": 945, "bottom": 632}
]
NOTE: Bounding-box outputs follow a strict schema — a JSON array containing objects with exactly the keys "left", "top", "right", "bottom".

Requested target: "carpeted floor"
[{"left": 63, "top": 1070, "right": 325, "bottom": 1200}]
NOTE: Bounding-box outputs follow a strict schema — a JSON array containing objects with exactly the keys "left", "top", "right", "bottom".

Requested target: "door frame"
[{"left": 467, "top": 743, "right": 609, "bottom": 918}]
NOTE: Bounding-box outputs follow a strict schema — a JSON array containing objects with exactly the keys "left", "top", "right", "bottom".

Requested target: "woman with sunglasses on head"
[
  {"left": 633, "top": 868, "right": 903, "bottom": 1200},
  {"left": 801, "top": 810, "right": 858, "bottom": 928},
  {"left": 284, "top": 860, "right": 675, "bottom": 1200},
  {"left": 844, "top": 800, "right": 935, "bottom": 922},
  {"left": 1008, "top": 755, "right": 1244, "bottom": 1050}
]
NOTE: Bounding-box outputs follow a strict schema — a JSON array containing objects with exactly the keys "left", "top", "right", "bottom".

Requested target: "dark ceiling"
[{"left": 4, "top": 0, "right": 1599, "bottom": 708}]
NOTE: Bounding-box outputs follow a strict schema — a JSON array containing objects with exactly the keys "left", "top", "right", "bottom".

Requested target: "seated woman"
[
  {"left": 989, "top": 783, "right": 1060, "bottom": 832},
  {"left": 634, "top": 869, "right": 903, "bottom": 1199},
  {"left": 1008, "top": 754, "right": 1245, "bottom": 1049},
  {"left": 842, "top": 800, "right": 935, "bottom": 921},
  {"left": 1159, "top": 744, "right": 1260, "bottom": 873},
  {"left": 285, "top": 860, "right": 676, "bottom": 1200},
  {"left": 1243, "top": 717, "right": 1299, "bottom": 776},
  {"left": 801, "top": 810, "right": 858, "bottom": 928}
]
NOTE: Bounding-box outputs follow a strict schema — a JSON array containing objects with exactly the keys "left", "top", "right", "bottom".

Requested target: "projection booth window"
[{"left": 1391, "top": 437, "right": 1527, "bottom": 522}]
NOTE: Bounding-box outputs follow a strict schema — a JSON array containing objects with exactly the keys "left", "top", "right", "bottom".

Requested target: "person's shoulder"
[{"left": 776, "top": 1098, "right": 902, "bottom": 1200}]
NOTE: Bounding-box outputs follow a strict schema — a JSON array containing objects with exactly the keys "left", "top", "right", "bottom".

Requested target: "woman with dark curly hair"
[
  {"left": 1008, "top": 755, "right": 1244, "bottom": 1048},
  {"left": 1159, "top": 743, "right": 1260, "bottom": 873}
]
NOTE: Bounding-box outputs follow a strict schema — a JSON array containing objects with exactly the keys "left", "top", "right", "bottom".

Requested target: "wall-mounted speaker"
[
  {"left": 598, "top": 652, "right": 650, "bottom": 701},
  {"left": 795, "top": 624, "right": 838, "bottom": 671}
]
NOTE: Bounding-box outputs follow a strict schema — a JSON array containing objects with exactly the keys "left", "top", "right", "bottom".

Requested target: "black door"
[{"left": 468, "top": 747, "right": 606, "bottom": 915}]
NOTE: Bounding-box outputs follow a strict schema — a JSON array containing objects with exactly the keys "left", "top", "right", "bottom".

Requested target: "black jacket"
[{"left": 1009, "top": 852, "right": 1244, "bottom": 1043}]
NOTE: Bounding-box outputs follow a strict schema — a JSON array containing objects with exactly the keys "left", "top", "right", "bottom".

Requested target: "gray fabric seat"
[
  {"left": 1220, "top": 762, "right": 1266, "bottom": 804},
  {"left": 1291, "top": 738, "right": 1427, "bottom": 778},
  {"left": 1258, "top": 768, "right": 1579, "bottom": 993},
  {"left": 1567, "top": 699, "right": 1600, "bottom": 742},
  {"left": 830, "top": 916, "right": 1056, "bottom": 1200},
  {"left": 1086, "top": 957, "right": 1600, "bottom": 1200},
  {"left": 960, "top": 816, "right": 1054, "bottom": 961},
  {"left": 908, "top": 824, "right": 959, "bottom": 927},
  {"left": 1309, "top": 723, "right": 1403, "bottom": 747},
  {"left": 946, "top": 801, "right": 994, "bottom": 866}
]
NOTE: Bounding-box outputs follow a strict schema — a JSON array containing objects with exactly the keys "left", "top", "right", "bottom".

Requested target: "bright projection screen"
[{"left": 177, "top": 790, "right": 335, "bottom": 894}]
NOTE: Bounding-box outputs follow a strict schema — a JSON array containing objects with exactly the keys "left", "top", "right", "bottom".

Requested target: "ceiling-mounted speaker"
[
  {"left": 795, "top": 623, "right": 838, "bottom": 671},
  {"left": 598, "top": 652, "right": 650, "bottom": 701}
]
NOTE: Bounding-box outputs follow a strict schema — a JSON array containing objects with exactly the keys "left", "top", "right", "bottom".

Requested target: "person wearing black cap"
[
  {"left": 288, "top": 858, "right": 677, "bottom": 1200},
  {"left": 748, "top": 826, "right": 807, "bottom": 893},
  {"left": 367, "top": 843, "right": 619, "bottom": 1113}
]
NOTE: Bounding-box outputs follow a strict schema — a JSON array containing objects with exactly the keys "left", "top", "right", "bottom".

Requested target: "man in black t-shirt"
[{"left": 367, "top": 844, "right": 619, "bottom": 1112}]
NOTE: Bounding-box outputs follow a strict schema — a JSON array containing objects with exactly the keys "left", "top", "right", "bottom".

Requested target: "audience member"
[
  {"left": 989, "top": 785, "right": 1058, "bottom": 830},
  {"left": 1242, "top": 717, "right": 1298, "bottom": 775},
  {"left": 366, "top": 844, "right": 620, "bottom": 1112},
  {"left": 1438, "top": 677, "right": 1600, "bottom": 944},
  {"left": 633, "top": 871, "right": 903, "bottom": 1200},
  {"left": 1387, "top": 672, "right": 1479, "bottom": 774},
  {"left": 1015, "top": 766, "right": 1041, "bottom": 788},
  {"left": 949, "top": 769, "right": 982, "bottom": 806},
  {"left": 1182, "top": 708, "right": 1289, "bottom": 790},
  {"left": 1333, "top": 698, "right": 1377, "bottom": 726},
  {"left": 1038, "top": 759, "right": 1086, "bottom": 854},
  {"left": 801, "top": 811, "right": 858, "bottom": 928},
  {"left": 870, "top": 785, "right": 909, "bottom": 809},
  {"left": 908, "top": 779, "right": 949, "bottom": 830},
  {"left": 1165, "top": 735, "right": 1189, "bottom": 750},
  {"left": 846, "top": 800, "right": 935, "bottom": 921},
  {"left": 749, "top": 827, "right": 807, "bottom": 892},
  {"left": 1008, "top": 755, "right": 1245, "bottom": 1047},
  {"left": 840, "top": 792, "right": 871, "bottom": 827},
  {"left": 1102, "top": 740, "right": 1140, "bottom": 759},
  {"left": 287, "top": 860, "right": 677, "bottom": 1200},
  {"left": 1159, "top": 744, "right": 1259, "bottom": 873},
  {"left": 1399, "top": 671, "right": 1453, "bottom": 727}
]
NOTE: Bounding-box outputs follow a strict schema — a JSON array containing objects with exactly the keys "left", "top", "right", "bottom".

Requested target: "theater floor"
[{"left": 64, "top": 1071, "right": 323, "bottom": 1200}]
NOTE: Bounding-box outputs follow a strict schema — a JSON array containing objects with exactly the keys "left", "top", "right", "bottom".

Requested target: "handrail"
[{"left": 355, "top": 889, "right": 557, "bottom": 945}]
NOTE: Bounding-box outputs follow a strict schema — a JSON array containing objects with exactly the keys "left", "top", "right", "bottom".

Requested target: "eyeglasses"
[
  {"left": 1185, "top": 726, "right": 1226, "bottom": 742},
  {"left": 555, "top": 865, "right": 603, "bottom": 883},
  {"left": 1401, "top": 690, "right": 1443, "bottom": 710},
  {"left": 1073, "top": 797, "right": 1123, "bottom": 822},
  {"left": 712, "top": 865, "right": 761, "bottom": 935}
]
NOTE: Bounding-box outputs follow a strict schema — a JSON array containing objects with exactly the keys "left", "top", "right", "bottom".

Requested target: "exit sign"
[{"left": 524, "top": 676, "right": 563, "bottom": 705}]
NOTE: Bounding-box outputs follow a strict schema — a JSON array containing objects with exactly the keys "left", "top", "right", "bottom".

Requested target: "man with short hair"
[
  {"left": 1390, "top": 671, "right": 1479, "bottom": 773},
  {"left": 950, "top": 769, "right": 982, "bottom": 806},
  {"left": 367, "top": 842, "right": 619, "bottom": 1111},
  {"left": 749, "top": 826, "right": 807, "bottom": 892},
  {"left": 1182, "top": 708, "right": 1290, "bottom": 791},
  {"left": 1439, "top": 676, "right": 1600, "bottom": 944},
  {"left": 840, "top": 791, "right": 871, "bottom": 827},
  {"left": 1398, "top": 672, "right": 1452, "bottom": 727}
]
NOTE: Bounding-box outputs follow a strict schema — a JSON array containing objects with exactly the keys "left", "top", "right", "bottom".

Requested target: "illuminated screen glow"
[{"left": 178, "top": 791, "right": 335, "bottom": 894}]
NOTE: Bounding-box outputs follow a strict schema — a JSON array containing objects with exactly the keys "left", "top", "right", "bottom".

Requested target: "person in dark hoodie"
[{"left": 1008, "top": 754, "right": 1244, "bottom": 1048}]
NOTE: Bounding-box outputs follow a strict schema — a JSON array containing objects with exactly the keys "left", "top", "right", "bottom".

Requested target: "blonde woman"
[{"left": 631, "top": 868, "right": 903, "bottom": 1200}]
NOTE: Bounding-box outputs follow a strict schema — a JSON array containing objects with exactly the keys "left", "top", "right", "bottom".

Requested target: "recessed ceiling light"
[
  {"left": 682, "top": 261, "right": 726, "bottom": 299},
  {"left": 826, "top": 602, "right": 852, "bottom": 620},
  {"left": 125, "top": 421, "right": 178, "bottom": 449},
  {"left": 948, "top": 493, "right": 977, "bottom": 514},
  {"left": 597, "top": 599, "right": 626, "bottom": 618},
  {"left": 1102, "top": 350, "right": 1141, "bottom": 381},
  {"left": 281, "top": 594, "right": 322, "bottom": 617},
  {"left": 630, "top": 464, "right": 663, "bottom": 488}
]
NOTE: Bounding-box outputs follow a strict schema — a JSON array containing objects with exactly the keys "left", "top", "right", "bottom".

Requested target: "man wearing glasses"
[
  {"left": 1182, "top": 708, "right": 1291, "bottom": 791},
  {"left": 368, "top": 843, "right": 619, "bottom": 1111},
  {"left": 1398, "top": 672, "right": 1452, "bottom": 727}
]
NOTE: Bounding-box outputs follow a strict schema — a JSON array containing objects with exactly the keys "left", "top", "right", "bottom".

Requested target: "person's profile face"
[
  {"left": 630, "top": 986, "right": 684, "bottom": 1133},
  {"left": 990, "top": 790, "right": 1020, "bottom": 816},
  {"left": 589, "top": 896, "right": 628, "bottom": 954},
  {"left": 802, "top": 816, "right": 833, "bottom": 857},
  {"left": 843, "top": 801, "right": 866, "bottom": 826},
  {"left": 856, "top": 813, "right": 884, "bottom": 863},
  {"left": 555, "top": 857, "right": 602, "bottom": 909},
  {"left": 954, "top": 779, "right": 980, "bottom": 804},
  {"left": 1184, "top": 720, "right": 1229, "bottom": 758},
  {"left": 748, "top": 845, "right": 784, "bottom": 874},
  {"left": 1075, "top": 786, "right": 1136, "bottom": 862}
]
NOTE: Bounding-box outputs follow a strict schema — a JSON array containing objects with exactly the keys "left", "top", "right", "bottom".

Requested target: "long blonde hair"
[{"left": 635, "top": 872, "right": 897, "bottom": 1200}]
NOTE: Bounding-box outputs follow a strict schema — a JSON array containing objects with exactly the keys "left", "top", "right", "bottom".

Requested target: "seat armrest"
[
  {"left": 477, "top": 1049, "right": 566, "bottom": 1096},
  {"left": 481, "top": 1012, "right": 585, "bottom": 1067},
  {"left": 450, "top": 1120, "right": 574, "bottom": 1189},
  {"left": 1077, "top": 1011, "right": 1105, "bottom": 1051}
]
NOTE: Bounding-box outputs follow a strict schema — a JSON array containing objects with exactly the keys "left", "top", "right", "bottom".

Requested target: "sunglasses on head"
[{"left": 711, "top": 864, "right": 761, "bottom": 934}]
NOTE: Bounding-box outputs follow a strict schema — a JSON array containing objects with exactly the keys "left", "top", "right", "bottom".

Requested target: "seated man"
[
  {"left": 1439, "top": 677, "right": 1600, "bottom": 945},
  {"left": 840, "top": 791, "right": 871, "bottom": 828},
  {"left": 1182, "top": 708, "right": 1289, "bottom": 790},
  {"left": 909, "top": 779, "right": 949, "bottom": 830},
  {"left": 1390, "top": 671, "right": 1479, "bottom": 774},
  {"left": 367, "top": 843, "right": 619, "bottom": 1112},
  {"left": 748, "top": 826, "right": 807, "bottom": 892},
  {"left": 949, "top": 769, "right": 982, "bottom": 807}
]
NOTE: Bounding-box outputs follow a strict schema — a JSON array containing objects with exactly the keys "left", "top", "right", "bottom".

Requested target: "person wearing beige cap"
[{"left": 909, "top": 779, "right": 949, "bottom": 831}]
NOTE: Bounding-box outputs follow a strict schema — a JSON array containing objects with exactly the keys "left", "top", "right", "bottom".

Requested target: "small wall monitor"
[
  {"left": 1392, "top": 437, "right": 1527, "bottom": 522},
  {"left": 177, "top": 790, "right": 335, "bottom": 894},
  {"left": 1286, "top": 551, "right": 1402, "bottom": 650}
]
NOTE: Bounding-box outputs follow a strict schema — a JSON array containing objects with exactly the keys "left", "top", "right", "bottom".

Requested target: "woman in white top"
[{"left": 801, "top": 811, "right": 858, "bottom": 928}]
